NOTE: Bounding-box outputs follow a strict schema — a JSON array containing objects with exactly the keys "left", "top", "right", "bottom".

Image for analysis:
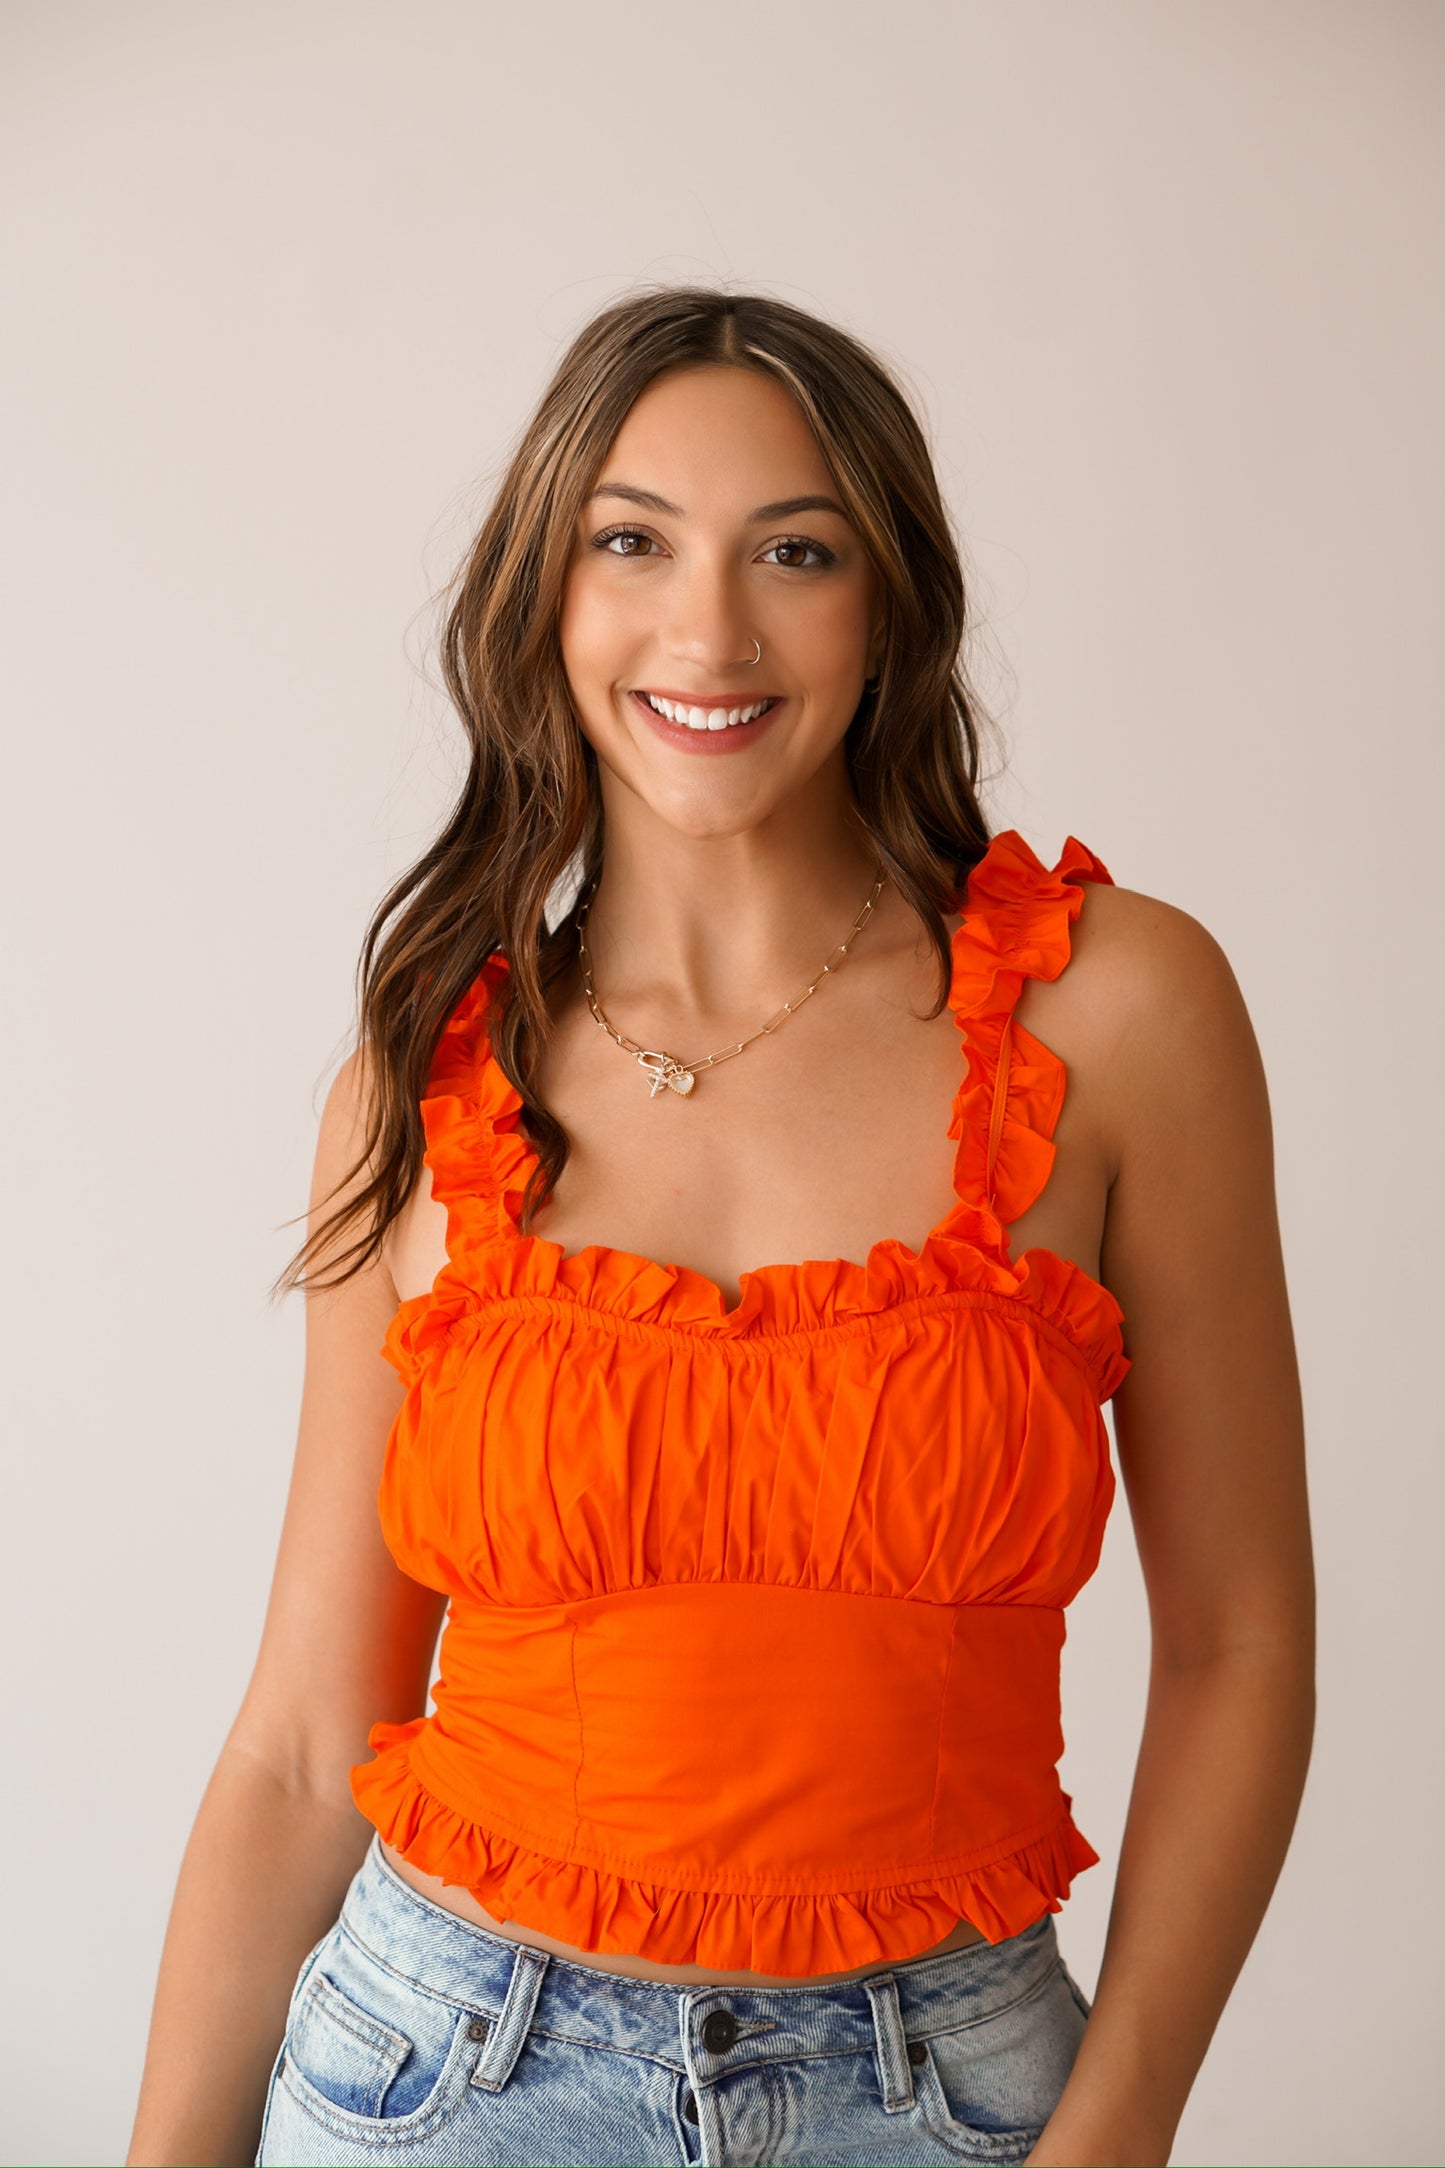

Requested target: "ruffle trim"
[
  {"left": 414, "top": 951, "right": 529, "bottom": 1252},
  {"left": 947, "top": 830, "right": 1115, "bottom": 1228},
  {"left": 351, "top": 1716, "right": 1102, "bottom": 1978},
  {"left": 382, "top": 831, "right": 1129, "bottom": 1399},
  {"left": 381, "top": 1200, "right": 1129, "bottom": 1400}
]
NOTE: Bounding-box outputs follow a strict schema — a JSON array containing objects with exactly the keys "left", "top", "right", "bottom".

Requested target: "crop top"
[{"left": 349, "top": 828, "right": 1131, "bottom": 1978}]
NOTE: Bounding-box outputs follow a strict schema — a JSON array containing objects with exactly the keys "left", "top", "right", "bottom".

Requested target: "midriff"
[{"left": 378, "top": 1837, "right": 988, "bottom": 1986}]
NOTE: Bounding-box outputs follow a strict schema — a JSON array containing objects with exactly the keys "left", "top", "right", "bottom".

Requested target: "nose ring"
[{"left": 746, "top": 638, "right": 761, "bottom": 666}]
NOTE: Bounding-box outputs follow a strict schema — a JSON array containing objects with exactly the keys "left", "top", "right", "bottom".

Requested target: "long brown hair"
[{"left": 270, "top": 284, "right": 1004, "bottom": 1300}]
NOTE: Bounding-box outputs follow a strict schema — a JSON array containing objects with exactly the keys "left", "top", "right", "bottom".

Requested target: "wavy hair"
[{"left": 271, "top": 284, "right": 1004, "bottom": 1299}]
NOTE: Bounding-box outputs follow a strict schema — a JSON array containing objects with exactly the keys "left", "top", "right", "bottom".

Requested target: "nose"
[{"left": 661, "top": 558, "right": 758, "bottom": 676}]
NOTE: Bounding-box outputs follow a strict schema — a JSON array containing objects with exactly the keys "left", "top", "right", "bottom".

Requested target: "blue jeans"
[{"left": 256, "top": 1832, "right": 1093, "bottom": 2166}]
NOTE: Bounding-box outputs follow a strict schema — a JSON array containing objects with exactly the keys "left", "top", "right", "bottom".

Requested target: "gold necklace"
[{"left": 577, "top": 866, "right": 889, "bottom": 1099}]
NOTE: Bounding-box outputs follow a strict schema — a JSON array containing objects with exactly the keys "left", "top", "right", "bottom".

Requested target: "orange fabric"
[{"left": 349, "top": 829, "right": 1130, "bottom": 1976}]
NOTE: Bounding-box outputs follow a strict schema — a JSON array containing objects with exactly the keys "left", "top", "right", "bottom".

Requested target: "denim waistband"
[{"left": 341, "top": 1834, "right": 1062, "bottom": 2091}]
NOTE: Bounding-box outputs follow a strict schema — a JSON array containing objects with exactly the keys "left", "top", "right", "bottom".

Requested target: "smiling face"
[{"left": 558, "top": 363, "right": 885, "bottom": 840}]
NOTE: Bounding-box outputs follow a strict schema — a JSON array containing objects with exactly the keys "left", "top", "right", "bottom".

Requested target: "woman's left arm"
[{"left": 1028, "top": 892, "right": 1317, "bottom": 2168}]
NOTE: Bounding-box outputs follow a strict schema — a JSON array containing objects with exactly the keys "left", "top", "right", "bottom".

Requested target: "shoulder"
[
  {"left": 314, "top": 1043, "right": 381, "bottom": 1190},
  {"left": 1070, "top": 874, "right": 1243, "bottom": 1023},
  {"left": 1063, "top": 873, "right": 1266, "bottom": 1178},
  {"left": 306, "top": 1041, "right": 397, "bottom": 1290}
]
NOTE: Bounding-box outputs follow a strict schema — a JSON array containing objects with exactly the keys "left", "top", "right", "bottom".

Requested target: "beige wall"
[{"left": 3, "top": 4, "right": 1441, "bottom": 2163}]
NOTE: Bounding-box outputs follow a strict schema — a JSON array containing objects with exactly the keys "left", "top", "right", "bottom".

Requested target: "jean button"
[
  {"left": 682, "top": 2088, "right": 699, "bottom": 2122},
  {"left": 701, "top": 2009, "right": 740, "bottom": 2053},
  {"left": 908, "top": 2039, "right": 927, "bottom": 2064},
  {"left": 467, "top": 2018, "right": 489, "bottom": 2041}
]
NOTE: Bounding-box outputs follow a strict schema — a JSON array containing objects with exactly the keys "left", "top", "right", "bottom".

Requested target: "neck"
[{"left": 576, "top": 804, "right": 887, "bottom": 1028}]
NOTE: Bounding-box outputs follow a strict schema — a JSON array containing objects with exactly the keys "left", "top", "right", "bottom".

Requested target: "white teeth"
[{"left": 642, "top": 692, "right": 772, "bottom": 729}]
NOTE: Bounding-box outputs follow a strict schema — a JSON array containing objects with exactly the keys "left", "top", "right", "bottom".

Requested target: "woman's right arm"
[{"left": 126, "top": 1049, "right": 448, "bottom": 2168}]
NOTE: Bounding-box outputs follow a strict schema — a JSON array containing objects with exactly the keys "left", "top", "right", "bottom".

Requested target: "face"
[{"left": 558, "top": 364, "right": 885, "bottom": 839}]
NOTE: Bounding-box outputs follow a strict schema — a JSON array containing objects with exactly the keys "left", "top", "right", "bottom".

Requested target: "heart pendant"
[{"left": 639, "top": 1051, "right": 696, "bottom": 1099}]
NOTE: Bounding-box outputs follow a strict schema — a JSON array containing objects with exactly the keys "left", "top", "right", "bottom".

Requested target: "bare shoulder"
[
  {"left": 310, "top": 1041, "right": 423, "bottom": 1300},
  {"left": 227, "top": 1038, "right": 444, "bottom": 1795},
  {"left": 310, "top": 1044, "right": 386, "bottom": 1243},
  {"left": 1068, "top": 875, "right": 1249, "bottom": 1038},
  {"left": 1062, "top": 876, "right": 1265, "bottom": 1181},
  {"left": 1069, "top": 880, "right": 1310, "bottom": 1665},
  {"left": 1075, "top": 875, "right": 1296, "bottom": 1486}
]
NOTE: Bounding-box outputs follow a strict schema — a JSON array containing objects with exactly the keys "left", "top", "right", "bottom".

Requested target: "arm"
[
  {"left": 1028, "top": 894, "right": 1316, "bottom": 2168},
  {"left": 126, "top": 1049, "right": 448, "bottom": 2168}
]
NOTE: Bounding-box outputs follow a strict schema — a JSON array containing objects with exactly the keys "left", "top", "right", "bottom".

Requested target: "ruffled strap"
[
  {"left": 947, "top": 832, "right": 1115, "bottom": 1226},
  {"left": 423, "top": 950, "right": 533, "bottom": 1239},
  {"left": 377, "top": 952, "right": 526, "bottom": 1387}
]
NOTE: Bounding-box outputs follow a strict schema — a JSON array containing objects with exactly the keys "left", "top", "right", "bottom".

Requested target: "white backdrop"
[{"left": 3, "top": 4, "right": 1441, "bottom": 2164}]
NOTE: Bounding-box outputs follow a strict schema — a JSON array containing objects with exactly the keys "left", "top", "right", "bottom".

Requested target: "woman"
[{"left": 127, "top": 288, "right": 1314, "bottom": 2168}]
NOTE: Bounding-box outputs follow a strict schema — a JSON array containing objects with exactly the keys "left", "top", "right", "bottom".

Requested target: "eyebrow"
[{"left": 586, "top": 482, "right": 850, "bottom": 523}]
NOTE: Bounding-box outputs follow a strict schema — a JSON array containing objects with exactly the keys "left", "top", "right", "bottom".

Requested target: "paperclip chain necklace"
[{"left": 576, "top": 865, "right": 889, "bottom": 1099}]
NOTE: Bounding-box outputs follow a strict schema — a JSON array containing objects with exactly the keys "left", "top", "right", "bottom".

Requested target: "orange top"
[{"left": 349, "top": 829, "right": 1130, "bottom": 1977}]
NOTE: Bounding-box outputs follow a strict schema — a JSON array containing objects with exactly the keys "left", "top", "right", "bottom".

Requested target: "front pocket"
[
  {"left": 289, "top": 1971, "right": 414, "bottom": 2120},
  {"left": 916, "top": 2077, "right": 1046, "bottom": 2167},
  {"left": 1057, "top": 1960, "right": 1093, "bottom": 2021},
  {"left": 913, "top": 1958, "right": 1086, "bottom": 2162},
  {"left": 278, "top": 1933, "right": 490, "bottom": 2143}
]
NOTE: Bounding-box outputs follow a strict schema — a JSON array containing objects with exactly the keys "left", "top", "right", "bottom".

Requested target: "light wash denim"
[{"left": 256, "top": 1831, "right": 1093, "bottom": 2167}]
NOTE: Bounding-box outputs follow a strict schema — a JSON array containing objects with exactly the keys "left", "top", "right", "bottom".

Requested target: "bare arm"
[
  {"left": 1028, "top": 894, "right": 1316, "bottom": 2167},
  {"left": 126, "top": 1049, "right": 447, "bottom": 2168}
]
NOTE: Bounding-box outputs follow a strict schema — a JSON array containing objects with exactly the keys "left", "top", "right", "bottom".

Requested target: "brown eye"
[
  {"left": 761, "top": 535, "right": 834, "bottom": 570},
  {"left": 594, "top": 527, "right": 657, "bottom": 557}
]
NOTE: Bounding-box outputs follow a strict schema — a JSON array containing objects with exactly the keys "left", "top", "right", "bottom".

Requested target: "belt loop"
[
  {"left": 470, "top": 1942, "right": 551, "bottom": 2094},
  {"left": 863, "top": 1971, "right": 915, "bottom": 2114}
]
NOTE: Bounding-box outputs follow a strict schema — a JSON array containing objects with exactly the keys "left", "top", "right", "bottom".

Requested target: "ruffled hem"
[
  {"left": 383, "top": 830, "right": 1129, "bottom": 1400},
  {"left": 351, "top": 1717, "right": 1102, "bottom": 1978}
]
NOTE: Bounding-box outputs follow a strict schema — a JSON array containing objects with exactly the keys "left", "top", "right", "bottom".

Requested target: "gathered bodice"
[{"left": 348, "top": 829, "right": 1131, "bottom": 1975}]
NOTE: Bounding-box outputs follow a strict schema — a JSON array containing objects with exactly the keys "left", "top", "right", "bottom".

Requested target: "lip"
[
  {"left": 629, "top": 686, "right": 785, "bottom": 754},
  {"left": 634, "top": 688, "right": 783, "bottom": 708}
]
